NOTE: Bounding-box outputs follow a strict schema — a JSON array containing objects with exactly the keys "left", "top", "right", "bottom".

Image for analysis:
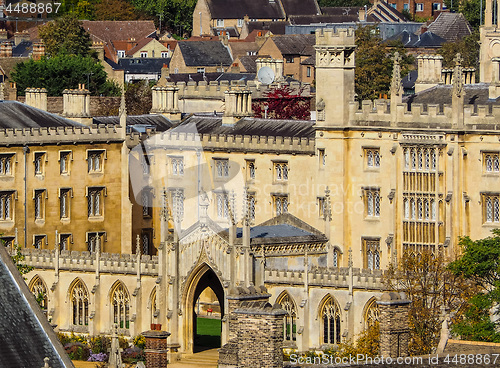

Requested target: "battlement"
[
  {"left": 154, "top": 80, "right": 309, "bottom": 101},
  {"left": 147, "top": 129, "right": 315, "bottom": 154},
  {"left": 20, "top": 248, "right": 159, "bottom": 276},
  {"left": 265, "top": 267, "right": 386, "bottom": 290},
  {"left": 315, "top": 27, "right": 355, "bottom": 47},
  {"left": 348, "top": 100, "right": 500, "bottom": 131},
  {"left": 0, "top": 124, "right": 125, "bottom": 146}
]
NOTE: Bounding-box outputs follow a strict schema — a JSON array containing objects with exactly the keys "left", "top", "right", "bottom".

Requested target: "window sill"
[
  {"left": 482, "top": 172, "right": 500, "bottom": 177},
  {"left": 364, "top": 216, "right": 380, "bottom": 221},
  {"left": 482, "top": 222, "right": 500, "bottom": 227},
  {"left": 364, "top": 167, "right": 380, "bottom": 172},
  {"left": 88, "top": 216, "right": 104, "bottom": 221}
]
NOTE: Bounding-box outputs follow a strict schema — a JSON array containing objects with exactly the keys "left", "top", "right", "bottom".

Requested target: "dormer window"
[{"left": 117, "top": 50, "right": 125, "bottom": 58}]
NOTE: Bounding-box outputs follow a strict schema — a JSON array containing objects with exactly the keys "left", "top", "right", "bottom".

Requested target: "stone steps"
[{"left": 169, "top": 348, "right": 219, "bottom": 368}]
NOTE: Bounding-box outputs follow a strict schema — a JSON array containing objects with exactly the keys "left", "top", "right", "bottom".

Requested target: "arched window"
[
  {"left": 277, "top": 292, "right": 297, "bottom": 342},
  {"left": 150, "top": 288, "right": 157, "bottom": 325},
  {"left": 364, "top": 298, "right": 380, "bottom": 330},
  {"left": 29, "top": 276, "right": 48, "bottom": 310},
  {"left": 111, "top": 282, "right": 130, "bottom": 329},
  {"left": 70, "top": 279, "right": 89, "bottom": 326},
  {"left": 320, "top": 296, "right": 341, "bottom": 345}
]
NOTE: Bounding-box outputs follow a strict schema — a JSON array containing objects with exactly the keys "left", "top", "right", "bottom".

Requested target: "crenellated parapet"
[
  {"left": 145, "top": 129, "right": 315, "bottom": 154},
  {"left": 20, "top": 248, "right": 159, "bottom": 276},
  {"left": 348, "top": 100, "right": 500, "bottom": 131},
  {"left": 265, "top": 267, "right": 386, "bottom": 290},
  {"left": 151, "top": 80, "right": 310, "bottom": 119},
  {"left": 0, "top": 124, "right": 126, "bottom": 146}
]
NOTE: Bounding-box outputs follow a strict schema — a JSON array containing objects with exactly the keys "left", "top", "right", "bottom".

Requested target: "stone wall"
[{"left": 219, "top": 286, "right": 286, "bottom": 368}]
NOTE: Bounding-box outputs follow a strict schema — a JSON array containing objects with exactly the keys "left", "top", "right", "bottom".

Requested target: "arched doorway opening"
[{"left": 183, "top": 263, "right": 225, "bottom": 353}]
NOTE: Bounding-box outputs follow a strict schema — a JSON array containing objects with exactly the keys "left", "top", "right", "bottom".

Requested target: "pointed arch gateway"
[{"left": 182, "top": 262, "right": 225, "bottom": 354}]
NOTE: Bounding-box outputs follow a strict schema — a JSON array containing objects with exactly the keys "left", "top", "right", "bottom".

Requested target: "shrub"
[
  {"left": 89, "top": 335, "right": 111, "bottom": 354},
  {"left": 65, "top": 343, "right": 90, "bottom": 361},
  {"left": 133, "top": 335, "right": 146, "bottom": 349},
  {"left": 88, "top": 352, "right": 108, "bottom": 362}
]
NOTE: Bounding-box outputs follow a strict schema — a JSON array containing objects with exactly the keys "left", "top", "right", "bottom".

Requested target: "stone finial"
[
  {"left": 119, "top": 86, "right": 127, "bottom": 129},
  {"left": 159, "top": 188, "right": 169, "bottom": 221},
  {"left": 390, "top": 52, "right": 402, "bottom": 97},
  {"left": 136, "top": 234, "right": 141, "bottom": 256},
  {"left": 108, "top": 324, "right": 124, "bottom": 368},
  {"left": 42, "top": 357, "right": 51, "bottom": 368},
  {"left": 453, "top": 53, "right": 464, "bottom": 98}
]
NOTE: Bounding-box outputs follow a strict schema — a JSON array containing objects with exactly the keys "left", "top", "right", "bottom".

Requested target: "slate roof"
[
  {"left": 412, "top": 31, "right": 447, "bottom": 47},
  {"left": 271, "top": 34, "right": 315, "bottom": 56},
  {"left": 172, "top": 115, "right": 315, "bottom": 138},
  {"left": 228, "top": 40, "right": 259, "bottom": 60},
  {"left": 0, "top": 101, "right": 85, "bottom": 128},
  {"left": 234, "top": 213, "right": 328, "bottom": 244},
  {"left": 280, "top": 0, "right": 320, "bottom": 16},
  {"left": 118, "top": 58, "right": 170, "bottom": 74},
  {"left": 387, "top": 29, "right": 419, "bottom": 47},
  {"left": 427, "top": 12, "right": 473, "bottom": 42},
  {"left": 0, "top": 245, "right": 75, "bottom": 368},
  {"left": 12, "top": 40, "right": 32, "bottom": 57},
  {"left": 81, "top": 20, "right": 156, "bottom": 43},
  {"left": 387, "top": 30, "right": 446, "bottom": 47},
  {"left": 236, "top": 224, "right": 314, "bottom": 238},
  {"left": 235, "top": 55, "right": 258, "bottom": 73},
  {"left": 93, "top": 114, "right": 174, "bottom": 132},
  {"left": 205, "top": 0, "right": 284, "bottom": 19},
  {"left": 246, "top": 21, "right": 289, "bottom": 35},
  {"left": 403, "top": 84, "right": 500, "bottom": 106},
  {"left": 177, "top": 41, "right": 233, "bottom": 67},
  {"left": 367, "top": 1, "right": 406, "bottom": 22}
]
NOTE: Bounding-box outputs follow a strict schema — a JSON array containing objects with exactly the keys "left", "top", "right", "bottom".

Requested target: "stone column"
[
  {"left": 377, "top": 292, "right": 411, "bottom": 358},
  {"left": 143, "top": 326, "right": 171, "bottom": 368}
]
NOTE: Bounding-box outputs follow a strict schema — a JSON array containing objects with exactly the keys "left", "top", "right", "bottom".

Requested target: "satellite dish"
[{"left": 257, "top": 66, "right": 275, "bottom": 85}]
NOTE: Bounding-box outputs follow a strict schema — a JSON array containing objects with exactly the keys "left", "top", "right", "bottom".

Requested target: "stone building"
[{"left": 2, "top": 2, "right": 500, "bottom": 360}]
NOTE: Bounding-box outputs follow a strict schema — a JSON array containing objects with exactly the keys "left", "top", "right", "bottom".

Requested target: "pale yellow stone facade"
[{"left": 6, "top": 12, "right": 500, "bottom": 359}]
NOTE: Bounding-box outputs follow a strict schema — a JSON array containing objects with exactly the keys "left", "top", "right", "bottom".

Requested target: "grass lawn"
[{"left": 196, "top": 317, "right": 221, "bottom": 348}]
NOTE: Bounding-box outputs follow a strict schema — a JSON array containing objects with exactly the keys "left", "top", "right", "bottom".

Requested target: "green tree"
[
  {"left": 94, "top": 0, "right": 142, "bottom": 20},
  {"left": 38, "top": 14, "right": 92, "bottom": 57},
  {"left": 439, "top": 31, "right": 480, "bottom": 70},
  {"left": 444, "top": 0, "right": 483, "bottom": 29},
  {"left": 12, "top": 54, "right": 121, "bottom": 96},
  {"left": 448, "top": 229, "right": 500, "bottom": 342},
  {"left": 355, "top": 25, "right": 414, "bottom": 101},
  {"left": 385, "top": 250, "right": 476, "bottom": 355},
  {"left": 129, "top": 0, "right": 196, "bottom": 34},
  {"left": 125, "top": 80, "right": 152, "bottom": 115}
]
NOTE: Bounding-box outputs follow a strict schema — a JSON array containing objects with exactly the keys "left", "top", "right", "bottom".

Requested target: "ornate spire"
[
  {"left": 324, "top": 187, "right": 332, "bottom": 222},
  {"left": 391, "top": 51, "right": 402, "bottom": 97},
  {"left": 119, "top": 85, "right": 127, "bottom": 129},
  {"left": 453, "top": 53, "right": 464, "bottom": 98}
]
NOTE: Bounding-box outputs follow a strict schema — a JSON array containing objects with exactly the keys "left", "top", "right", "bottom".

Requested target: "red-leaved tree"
[{"left": 252, "top": 85, "right": 311, "bottom": 120}]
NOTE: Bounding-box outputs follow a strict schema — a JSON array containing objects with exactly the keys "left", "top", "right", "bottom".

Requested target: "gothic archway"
[{"left": 182, "top": 263, "right": 224, "bottom": 354}]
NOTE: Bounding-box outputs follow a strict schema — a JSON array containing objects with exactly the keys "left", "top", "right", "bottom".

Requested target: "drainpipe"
[{"left": 23, "top": 146, "right": 29, "bottom": 248}]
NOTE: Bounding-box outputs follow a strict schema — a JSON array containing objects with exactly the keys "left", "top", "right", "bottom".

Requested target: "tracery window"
[
  {"left": 364, "top": 298, "right": 380, "bottom": 329},
  {"left": 277, "top": 293, "right": 297, "bottom": 342},
  {"left": 71, "top": 279, "right": 89, "bottom": 326},
  {"left": 30, "top": 276, "right": 48, "bottom": 310},
  {"left": 112, "top": 283, "right": 130, "bottom": 329},
  {"left": 321, "top": 296, "right": 341, "bottom": 344}
]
